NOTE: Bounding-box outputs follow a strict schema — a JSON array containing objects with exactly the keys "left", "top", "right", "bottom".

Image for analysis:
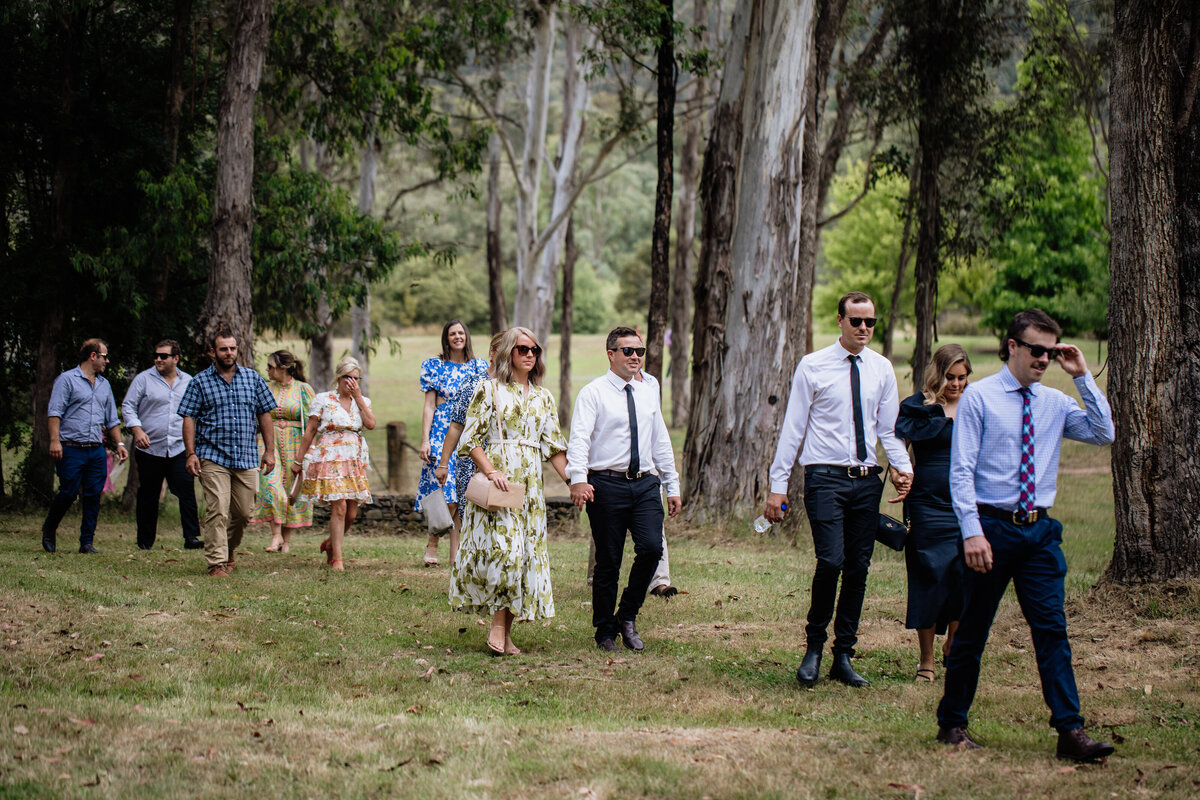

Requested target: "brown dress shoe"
[
  {"left": 937, "top": 726, "right": 983, "bottom": 749},
  {"left": 207, "top": 564, "right": 230, "bottom": 577},
  {"left": 1056, "top": 728, "right": 1114, "bottom": 762}
]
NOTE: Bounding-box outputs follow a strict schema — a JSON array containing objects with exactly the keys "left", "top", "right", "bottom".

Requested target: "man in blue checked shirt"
[
  {"left": 42, "top": 338, "right": 129, "bottom": 554},
  {"left": 936, "top": 309, "right": 1116, "bottom": 762},
  {"left": 178, "top": 328, "right": 277, "bottom": 577}
]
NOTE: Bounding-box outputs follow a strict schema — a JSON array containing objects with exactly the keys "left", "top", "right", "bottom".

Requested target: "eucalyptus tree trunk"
[
  {"left": 302, "top": 136, "right": 335, "bottom": 389},
  {"left": 512, "top": 0, "right": 558, "bottom": 342},
  {"left": 559, "top": 216, "right": 577, "bottom": 428},
  {"left": 486, "top": 71, "right": 507, "bottom": 335},
  {"left": 644, "top": 0, "right": 676, "bottom": 384},
  {"left": 351, "top": 129, "right": 378, "bottom": 395},
  {"left": 682, "top": 0, "right": 817, "bottom": 523},
  {"left": 200, "top": 0, "right": 273, "bottom": 366},
  {"left": 1105, "top": 0, "right": 1200, "bottom": 583},
  {"left": 910, "top": 129, "right": 941, "bottom": 391},
  {"left": 670, "top": 0, "right": 708, "bottom": 428}
]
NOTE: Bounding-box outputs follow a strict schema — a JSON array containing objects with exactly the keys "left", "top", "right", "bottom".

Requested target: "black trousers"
[
  {"left": 802, "top": 467, "right": 884, "bottom": 656},
  {"left": 134, "top": 449, "right": 201, "bottom": 549},
  {"left": 587, "top": 471, "right": 665, "bottom": 642}
]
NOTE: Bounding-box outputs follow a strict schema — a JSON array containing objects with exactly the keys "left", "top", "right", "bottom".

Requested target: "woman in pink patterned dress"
[{"left": 292, "top": 357, "right": 375, "bottom": 571}]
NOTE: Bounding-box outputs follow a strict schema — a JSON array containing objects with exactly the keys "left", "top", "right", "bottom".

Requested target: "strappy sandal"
[
  {"left": 319, "top": 538, "right": 332, "bottom": 564},
  {"left": 915, "top": 668, "right": 936, "bottom": 683},
  {"left": 504, "top": 636, "right": 521, "bottom": 656},
  {"left": 486, "top": 625, "right": 505, "bottom": 655},
  {"left": 423, "top": 544, "right": 439, "bottom": 567},
  {"left": 330, "top": 558, "right": 344, "bottom": 572}
]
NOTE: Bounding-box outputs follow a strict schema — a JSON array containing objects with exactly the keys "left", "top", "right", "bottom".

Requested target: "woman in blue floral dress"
[{"left": 417, "top": 319, "right": 489, "bottom": 566}]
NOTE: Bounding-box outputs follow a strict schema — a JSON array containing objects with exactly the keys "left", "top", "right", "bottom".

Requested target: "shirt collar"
[
  {"left": 833, "top": 340, "right": 863, "bottom": 361},
  {"left": 70, "top": 365, "right": 104, "bottom": 385},
  {"left": 604, "top": 369, "right": 635, "bottom": 391},
  {"left": 999, "top": 364, "right": 1039, "bottom": 396}
]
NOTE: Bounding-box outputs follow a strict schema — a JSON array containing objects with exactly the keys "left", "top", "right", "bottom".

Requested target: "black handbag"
[{"left": 875, "top": 510, "right": 908, "bottom": 551}]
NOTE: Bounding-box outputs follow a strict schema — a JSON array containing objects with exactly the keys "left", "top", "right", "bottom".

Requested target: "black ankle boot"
[{"left": 796, "top": 648, "right": 822, "bottom": 687}]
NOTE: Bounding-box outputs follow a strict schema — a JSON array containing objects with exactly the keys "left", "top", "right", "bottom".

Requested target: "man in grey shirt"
[{"left": 122, "top": 339, "right": 201, "bottom": 550}]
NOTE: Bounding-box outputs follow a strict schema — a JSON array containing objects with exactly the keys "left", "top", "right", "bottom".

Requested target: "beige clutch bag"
[{"left": 465, "top": 471, "right": 525, "bottom": 511}]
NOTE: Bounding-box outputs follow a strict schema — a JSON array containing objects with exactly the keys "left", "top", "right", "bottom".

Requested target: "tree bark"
[
  {"left": 1105, "top": 0, "right": 1200, "bottom": 583},
  {"left": 670, "top": 0, "right": 707, "bottom": 428},
  {"left": 910, "top": 122, "right": 942, "bottom": 389},
  {"left": 683, "top": 0, "right": 818, "bottom": 523},
  {"left": 559, "top": 216, "right": 577, "bottom": 428},
  {"left": 486, "top": 72, "right": 507, "bottom": 335},
  {"left": 309, "top": 296, "right": 334, "bottom": 391},
  {"left": 352, "top": 128, "right": 378, "bottom": 395},
  {"left": 883, "top": 166, "right": 918, "bottom": 361},
  {"left": 164, "top": 0, "right": 192, "bottom": 169},
  {"left": 645, "top": 0, "right": 676, "bottom": 385},
  {"left": 199, "top": 0, "right": 274, "bottom": 365}
]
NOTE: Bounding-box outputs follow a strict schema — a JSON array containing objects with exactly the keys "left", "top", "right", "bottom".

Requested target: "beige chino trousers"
[{"left": 197, "top": 459, "right": 257, "bottom": 567}]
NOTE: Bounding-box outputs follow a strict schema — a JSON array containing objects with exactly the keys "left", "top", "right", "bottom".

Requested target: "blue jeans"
[
  {"left": 937, "top": 515, "right": 1084, "bottom": 732},
  {"left": 43, "top": 445, "right": 108, "bottom": 544}
]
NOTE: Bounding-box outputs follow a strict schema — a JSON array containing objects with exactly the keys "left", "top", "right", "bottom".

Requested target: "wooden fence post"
[{"left": 386, "top": 421, "right": 406, "bottom": 493}]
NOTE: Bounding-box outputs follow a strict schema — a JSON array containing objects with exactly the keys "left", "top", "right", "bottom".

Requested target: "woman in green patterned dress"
[
  {"left": 254, "top": 351, "right": 315, "bottom": 553},
  {"left": 451, "top": 327, "right": 570, "bottom": 656}
]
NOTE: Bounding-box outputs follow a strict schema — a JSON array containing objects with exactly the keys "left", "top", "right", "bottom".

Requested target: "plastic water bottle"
[{"left": 752, "top": 504, "right": 787, "bottom": 533}]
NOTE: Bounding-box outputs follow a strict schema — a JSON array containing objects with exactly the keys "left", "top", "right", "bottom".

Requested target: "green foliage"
[
  {"left": 613, "top": 238, "right": 653, "bottom": 323},
  {"left": 555, "top": 260, "right": 615, "bottom": 334},
  {"left": 379, "top": 258, "right": 491, "bottom": 332},
  {"left": 817, "top": 162, "right": 912, "bottom": 336}
]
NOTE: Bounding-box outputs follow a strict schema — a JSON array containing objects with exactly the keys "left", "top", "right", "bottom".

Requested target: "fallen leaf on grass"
[
  {"left": 1144, "top": 684, "right": 1153, "bottom": 695},
  {"left": 374, "top": 723, "right": 392, "bottom": 730},
  {"left": 127, "top": 674, "right": 143, "bottom": 681},
  {"left": 82, "top": 653, "right": 104, "bottom": 662},
  {"left": 421, "top": 667, "right": 435, "bottom": 680},
  {"left": 382, "top": 758, "right": 413, "bottom": 771},
  {"left": 13, "top": 725, "right": 28, "bottom": 735},
  {"left": 425, "top": 758, "right": 442, "bottom": 767},
  {"left": 406, "top": 704, "right": 423, "bottom": 714},
  {"left": 143, "top": 612, "right": 172, "bottom": 618},
  {"left": 41, "top": 756, "right": 60, "bottom": 763},
  {"left": 68, "top": 718, "right": 96, "bottom": 726},
  {"left": 887, "top": 783, "right": 925, "bottom": 797},
  {"left": 37, "top": 708, "right": 57, "bottom": 714},
  {"left": 1057, "top": 766, "right": 1077, "bottom": 774}
]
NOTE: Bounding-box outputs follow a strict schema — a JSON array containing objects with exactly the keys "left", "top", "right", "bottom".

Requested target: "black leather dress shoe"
[
  {"left": 184, "top": 539, "right": 204, "bottom": 550},
  {"left": 137, "top": 544, "right": 153, "bottom": 551},
  {"left": 597, "top": 638, "right": 619, "bottom": 652},
  {"left": 78, "top": 543, "right": 99, "bottom": 554},
  {"left": 1056, "top": 728, "right": 1114, "bottom": 762},
  {"left": 619, "top": 619, "right": 644, "bottom": 651},
  {"left": 649, "top": 585, "right": 679, "bottom": 598},
  {"left": 828, "top": 653, "right": 869, "bottom": 687},
  {"left": 937, "top": 726, "right": 983, "bottom": 749},
  {"left": 41, "top": 530, "right": 56, "bottom": 553},
  {"left": 796, "top": 648, "right": 822, "bottom": 687}
]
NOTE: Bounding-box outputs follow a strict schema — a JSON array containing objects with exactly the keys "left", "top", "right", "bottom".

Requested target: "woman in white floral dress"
[
  {"left": 292, "top": 357, "right": 376, "bottom": 572},
  {"left": 451, "top": 327, "right": 569, "bottom": 655}
]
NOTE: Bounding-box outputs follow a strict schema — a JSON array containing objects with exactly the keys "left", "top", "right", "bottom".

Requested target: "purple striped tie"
[{"left": 1017, "top": 387, "right": 1036, "bottom": 518}]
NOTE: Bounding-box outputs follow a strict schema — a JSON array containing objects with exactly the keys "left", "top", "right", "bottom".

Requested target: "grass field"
[{"left": 4, "top": 331, "right": 1198, "bottom": 798}]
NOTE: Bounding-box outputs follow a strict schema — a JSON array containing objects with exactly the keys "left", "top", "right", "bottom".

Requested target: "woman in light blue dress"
[{"left": 417, "top": 319, "right": 489, "bottom": 566}]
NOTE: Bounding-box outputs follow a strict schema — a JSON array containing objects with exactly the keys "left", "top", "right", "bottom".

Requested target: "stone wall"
[{"left": 312, "top": 493, "right": 580, "bottom": 535}]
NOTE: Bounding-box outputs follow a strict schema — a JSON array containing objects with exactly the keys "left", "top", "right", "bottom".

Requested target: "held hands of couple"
[
  {"left": 570, "top": 482, "right": 594, "bottom": 508},
  {"left": 887, "top": 466, "right": 913, "bottom": 503}
]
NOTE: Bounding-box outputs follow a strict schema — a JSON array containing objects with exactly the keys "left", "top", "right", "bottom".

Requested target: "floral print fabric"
[
  {"left": 299, "top": 391, "right": 372, "bottom": 504},
  {"left": 253, "top": 379, "right": 315, "bottom": 527},
  {"left": 416, "top": 356, "right": 489, "bottom": 510},
  {"left": 449, "top": 379, "right": 566, "bottom": 621}
]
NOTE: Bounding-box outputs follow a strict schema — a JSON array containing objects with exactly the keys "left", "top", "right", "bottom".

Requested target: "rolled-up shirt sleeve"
[
  {"left": 950, "top": 385, "right": 986, "bottom": 540},
  {"left": 768, "top": 363, "right": 812, "bottom": 495},
  {"left": 47, "top": 374, "right": 71, "bottom": 419}
]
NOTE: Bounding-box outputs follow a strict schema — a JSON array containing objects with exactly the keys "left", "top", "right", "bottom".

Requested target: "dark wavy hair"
[{"left": 999, "top": 309, "right": 1061, "bottom": 361}]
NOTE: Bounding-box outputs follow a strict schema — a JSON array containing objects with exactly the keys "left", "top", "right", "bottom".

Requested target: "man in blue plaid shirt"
[{"left": 178, "top": 328, "right": 277, "bottom": 577}]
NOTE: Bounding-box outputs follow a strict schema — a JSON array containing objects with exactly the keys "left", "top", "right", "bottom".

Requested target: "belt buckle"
[
  {"left": 1012, "top": 509, "right": 1038, "bottom": 525},
  {"left": 847, "top": 466, "right": 868, "bottom": 478}
]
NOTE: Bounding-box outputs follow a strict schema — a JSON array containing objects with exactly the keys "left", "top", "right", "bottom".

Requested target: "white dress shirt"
[
  {"left": 121, "top": 367, "right": 192, "bottom": 458},
  {"left": 949, "top": 365, "right": 1113, "bottom": 539},
  {"left": 768, "top": 340, "right": 911, "bottom": 494},
  {"left": 568, "top": 369, "right": 680, "bottom": 497}
]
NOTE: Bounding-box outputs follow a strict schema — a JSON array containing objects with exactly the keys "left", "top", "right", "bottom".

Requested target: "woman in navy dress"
[
  {"left": 895, "top": 343, "right": 972, "bottom": 682},
  {"left": 417, "top": 320, "right": 489, "bottom": 566}
]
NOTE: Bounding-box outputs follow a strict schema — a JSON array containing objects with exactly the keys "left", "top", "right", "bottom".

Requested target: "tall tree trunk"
[
  {"left": 670, "top": 0, "right": 706, "bottom": 428},
  {"left": 883, "top": 162, "right": 919, "bottom": 361},
  {"left": 683, "top": 0, "right": 818, "bottom": 523},
  {"left": 199, "top": 0, "right": 274, "bottom": 365},
  {"left": 1105, "top": 0, "right": 1200, "bottom": 583},
  {"left": 30, "top": 306, "right": 65, "bottom": 499},
  {"left": 512, "top": 0, "right": 558, "bottom": 341},
  {"left": 559, "top": 216, "right": 577, "bottom": 428},
  {"left": 645, "top": 0, "right": 676, "bottom": 384},
  {"left": 910, "top": 125, "right": 941, "bottom": 390},
  {"left": 352, "top": 127, "right": 378, "bottom": 395},
  {"left": 164, "top": 0, "right": 192, "bottom": 170},
  {"left": 309, "top": 297, "right": 334, "bottom": 391},
  {"left": 486, "top": 72, "right": 507, "bottom": 335}
]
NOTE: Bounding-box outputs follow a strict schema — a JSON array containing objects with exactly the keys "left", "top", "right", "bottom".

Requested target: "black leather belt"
[
  {"left": 978, "top": 504, "right": 1050, "bottom": 525},
  {"left": 61, "top": 441, "right": 104, "bottom": 448},
  {"left": 590, "top": 469, "right": 654, "bottom": 481},
  {"left": 805, "top": 464, "right": 883, "bottom": 479}
]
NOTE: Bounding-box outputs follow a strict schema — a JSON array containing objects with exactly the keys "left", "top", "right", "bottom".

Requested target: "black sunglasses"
[
  {"left": 513, "top": 345, "right": 542, "bottom": 356},
  {"left": 153, "top": 352, "right": 174, "bottom": 360},
  {"left": 847, "top": 317, "right": 877, "bottom": 329},
  {"left": 1014, "top": 338, "right": 1060, "bottom": 360},
  {"left": 611, "top": 346, "right": 647, "bottom": 357}
]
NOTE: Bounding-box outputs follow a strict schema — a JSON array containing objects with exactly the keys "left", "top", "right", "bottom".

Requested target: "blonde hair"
[
  {"left": 331, "top": 356, "right": 362, "bottom": 390},
  {"left": 493, "top": 327, "right": 545, "bottom": 386},
  {"left": 922, "top": 344, "right": 972, "bottom": 406}
]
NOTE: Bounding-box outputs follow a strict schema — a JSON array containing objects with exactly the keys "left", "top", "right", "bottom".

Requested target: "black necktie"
[
  {"left": 849, "top": 355, "right": 868, "bottom": 462},
  {"left": 625, "top": 384, "right": 640, "bottom": 478}
]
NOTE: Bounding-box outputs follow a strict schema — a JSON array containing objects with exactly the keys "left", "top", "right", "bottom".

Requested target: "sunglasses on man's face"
[
  {"left": 1015, "top": 338, "right": 1060, "bottom": 360},
  {"left": 611, "top": 347, "right": 646, "bottom": 357},
  {"left": 154, "top": 352, "right": 174, "bottom": 360},
  {"left": 847, "top": 317, "right": 877, "bottom": 329},
  {"left": 513, "top": 345, "right": 542, "bottom": 357}
]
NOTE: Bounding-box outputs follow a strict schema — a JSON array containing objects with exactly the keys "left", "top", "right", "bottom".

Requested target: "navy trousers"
[
  {"left": 134, "top": 449, "right": 201, "bottom": 548},
  {"left": 802, "top": 468, "right": 883, "bottom": 656},
  {"left": 587, "top": 471, "right": 664, "bottom": 642},
  {"left": 937, "top": 515, "right": 1084, "bottom": 732},
  {"left": 43, "top": 445, "right": 108, "bottom": 545}
]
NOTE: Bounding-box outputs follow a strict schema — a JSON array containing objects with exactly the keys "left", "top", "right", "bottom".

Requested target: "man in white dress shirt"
[
  {"left": 569, "top": 327, "right": 683, "bottom": 652},
  {"left": 121, "top": 339, "right": 201, "bottom": 550},
  {"left": 763, "top": 292, "right": 913, "bottom": 687}
]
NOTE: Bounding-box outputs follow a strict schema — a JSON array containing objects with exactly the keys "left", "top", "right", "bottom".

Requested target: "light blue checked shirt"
[
  {"left": 177, "top": 364, "right": 276, "bottom": 470},
  {"left": 122, "top": 367, "right": 192, "bottom": 458},
  {"left": 47, "top": 367, "right": 120, "bottom": 444},
  {"left": 949, "top": 364, "right": 1114, "bottom": 540}
]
